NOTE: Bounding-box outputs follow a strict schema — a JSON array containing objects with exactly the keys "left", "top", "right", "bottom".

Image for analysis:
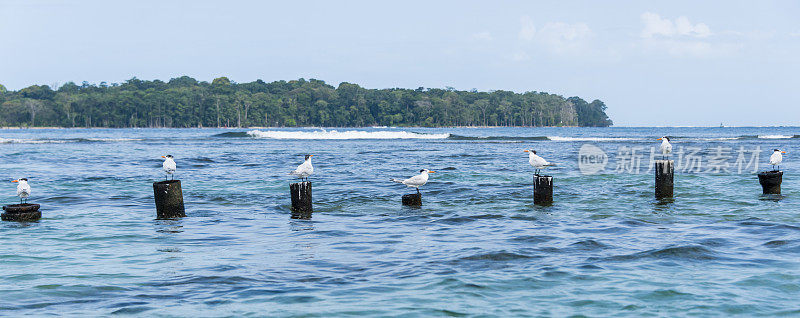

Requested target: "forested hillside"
[{"left": 0, "top": 77, "right": 612, "bottom": 128}]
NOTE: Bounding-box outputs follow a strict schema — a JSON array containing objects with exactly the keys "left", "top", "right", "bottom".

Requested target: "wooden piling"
[
  {"left": 533, "top": 175, "right": 553, "bottom": 206},
  {"left": 758, "top": 170, "right": 782, "bottom": 195},
  {"left": 654, "top": 160, "right": 674, "bottom": 199},
  {"left": 1, "top": 203, "right": 41, "bottom": 222},
  {"left": 290, "top": 182, "right": 312, "bottom": 214},
  {"left": 402, "top": 193, "right": 422, "bottom": 207},
  {"left": 153, "top": 180, "right": 186, "bottom": 219}
]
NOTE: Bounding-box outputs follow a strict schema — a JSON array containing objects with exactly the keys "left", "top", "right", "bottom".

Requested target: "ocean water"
[{"left": 1, "top": 127, "right": 799, "bottom": 316}]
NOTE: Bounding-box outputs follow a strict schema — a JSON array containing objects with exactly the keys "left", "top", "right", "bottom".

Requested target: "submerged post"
[
  {"left": 654, "top": 160, "right": 674, "bottom": 199},
  {"left": 153, "top": 180, "right": 186, "bottom": 219},
  {"left": 290, "top": 182, "right": 312, "bottom": 215},
  {"left": 1, "top": 203, "right": 41, "bottom": 222},
  {"left": 402, "top": 193, "right": 422, "bottom": 207},
  {"left": 758, "top": 170, "right": 782, "bottom": 195},
  {"left": 533, "top": 175, "right": 553, "bottom": 206}
]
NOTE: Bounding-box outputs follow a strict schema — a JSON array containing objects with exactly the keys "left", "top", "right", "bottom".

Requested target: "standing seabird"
[
  {"left": 657, "top": 136, "right": 672, "bottom": 159},
  {"left": 392, "top": 169, "right": 435, "bottom": 194},
  {"left": 290, "top": 154, "right": 314, "bottom": 181},
  {"left": 769, "top": 149, "right": 786, "bottom": 171},
  {"left": 162, "top": 155, "right": 176, "bottom": 180},
  {"left": 12, "top": 178, "right": 31, "bottom": 204},
  {"left": 525, "top": 149, "right": 553, "bottom": 175}
]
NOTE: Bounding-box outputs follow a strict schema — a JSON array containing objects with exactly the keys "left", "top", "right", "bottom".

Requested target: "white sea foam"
[
  {"left": 758, "top": 135, "right": 794, "bottom": 139},
  {"left": 546, "top": 136, "right": 639, "bottom": 142},
  {"left": 0, "top": 137, "right": 143, "bottom": 144},
  {"left": 83, "top": 138, "right": 144, "bottom": 142},
  {"left": 246, "top": 130, "right": 450, "bottom": 139},
  {"left": 0, "top": 137, "right": 68, "bottom": 144}
]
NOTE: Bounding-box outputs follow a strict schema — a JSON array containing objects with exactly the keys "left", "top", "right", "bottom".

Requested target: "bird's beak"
[
  {"left": 161, "top": 156, "right": 166, "bottom": 158},
  {"left": 12, "top": 180, "right": 18, "bottom": 183},
  {"left": 782, "top": 151, "right": 787, "bottom": 154},
  {"left": 524, "top": 150, "right": 529, "bottom": 152},
  {"left": 310, "top": 155, "right": 314, "bottom": 157},
  {"left": 428, "top": 171, "right": 436, "bottom": 173},
  {"left": 657, "top": 138, "right": 662, "bottom": 140}
]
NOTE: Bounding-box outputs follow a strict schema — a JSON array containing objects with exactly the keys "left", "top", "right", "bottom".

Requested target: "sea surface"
[{"left": 1, "top": 127, "right": 800, "bottom": 316}]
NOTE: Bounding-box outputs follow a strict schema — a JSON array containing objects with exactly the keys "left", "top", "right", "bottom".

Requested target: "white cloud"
[
  {"left": 515, "top": 17, "right": 592, "bottom": 55},
  {"left": 641, "top": 12, "right": 711, "bottom": 38},
  {"left": 675, "top": 16, "right": 711, "bottom": 37},
  {"left": 537, "top": 22, "right": 592, "bottom": 52},
  {"left": 641, "top": 37, "right": 742, "bottom": 58},
  {"left": 639, "top": 12, "right": 726, "bottom": 57},
  {"left": 641, "top": 12, "right": 674, "bottom": 38},
  {"left": 519, "top": 15, "right": 536, "bottom": 41},
  {"left": 471, "top": 31, "right": 493, "bottom": 41}
]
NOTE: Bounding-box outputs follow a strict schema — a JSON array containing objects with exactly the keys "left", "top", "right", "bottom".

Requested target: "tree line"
[{"left": 0, "top": 77, "right": 612, "bottom": 128}]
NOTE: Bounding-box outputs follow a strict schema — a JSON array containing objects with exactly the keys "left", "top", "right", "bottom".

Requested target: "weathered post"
[
  {"left": 1, "top": 203, "right": 41, "bottom": 222},
  {"left": 153, "top": 180, "right": 186, "bottom": 219},
  {"left": 654, "top": 160, "right": 674, "bottom": 199},
  {"left": 533, "top": 175, "right": 553, "bottom": 206},
  {"left": 758, "top": 170, "right": 782, "bottom": 195},
  {"left": 290, "top": 181, "right": 312, "bottom": 216},
  {"left": 402, "top": 193, "right": 422, "bottom": 207}
]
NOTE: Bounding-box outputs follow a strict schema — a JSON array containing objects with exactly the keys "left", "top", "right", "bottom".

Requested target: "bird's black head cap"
[
  {"left": 166, "top": 155, "right": 173, "bottom": 158},
  {"left": 304, "top": 154, "right": 312, "bottom": 160},
  {"left": 19, "top": 178, "right": 27, "bottom": 181},
  {"left": 774, "top": 149, "right": 780, "bottom": 152}
]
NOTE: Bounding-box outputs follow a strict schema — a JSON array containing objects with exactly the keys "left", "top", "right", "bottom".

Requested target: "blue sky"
[{"left": 1, "top": 0, "right": 798, "bottom": 126}]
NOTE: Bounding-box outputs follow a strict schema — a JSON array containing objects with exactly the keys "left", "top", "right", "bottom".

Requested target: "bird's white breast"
[
  {"left": 660, "top": 140, "right": 672, "bottom": 153},
  {"left": 529, "top": 154, "right": 549, "bottom": 168},
  {"left": 17, "top": 182, "right": 30, "bottom": 197},
  {"left": 770, "top": 152, "right": 783, "bottom": 165},
  {"left": 294, "top": 160, "right": 313, "bottom": 177},
  {"left": 163, "top": 159, "right": 177, "bottom": 173}
]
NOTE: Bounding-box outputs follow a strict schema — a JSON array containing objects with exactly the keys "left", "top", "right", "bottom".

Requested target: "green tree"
[{"left": 0, "top": 77, "right": 611, "bottom": 127}]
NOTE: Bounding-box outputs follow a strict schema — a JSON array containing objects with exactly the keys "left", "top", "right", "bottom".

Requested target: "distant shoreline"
[
  {"left": 0, "top": 77, "right": 612, "bottom": 127},
  {"left": 0, "top": 126, "right": 588, "bottom": 129},
  {"left": 1, "top": 125, "right": 797, "bottom": 129}
]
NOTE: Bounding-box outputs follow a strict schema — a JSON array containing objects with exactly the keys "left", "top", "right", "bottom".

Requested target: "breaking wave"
[
  {"left": 546, "top": 136, "right": 640, "bottom": 142},
  {"left": 684, "top": 135, "right": 800, "bottom": 141},
  {"left": 0, "top": 137, "right": 69, "bottom": 144},
  {"left": 212, "top": 131, "right": 800, "bottom": 142},
  {"left": 757, "top": 135, "right": 798, "bottom": 139},
  {"left": 244, "top": 130, "right": 450, "bottom": 139},
  {"left": 447, "top": 135, "right": 549, "bottom": 141},
  {"left": 0, "top": 137, "right": 143, "bottom": 144},
  {"left": 448, "top": 135, "right": 639, "bottom": 141}
]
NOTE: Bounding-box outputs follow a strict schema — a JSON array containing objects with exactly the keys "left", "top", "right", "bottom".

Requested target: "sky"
[{"left": 1, "top": 0, "right": 798, "bottom": 126}]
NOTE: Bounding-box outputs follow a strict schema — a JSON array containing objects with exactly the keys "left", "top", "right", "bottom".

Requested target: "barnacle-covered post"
[
  {"left": 290, "top": 181, "right": 312, "bottom": 218},
  {"left": 654, "top": 160, "right": 674, "bottom": 199},
  {"left": 402, "top": 193, "right": 422, "bottom": 207},
  {"left": 533, "top": 175, "right": 553, "bottom": 205},
  {"left": 758, "top": 170, "right": 782, "bottom": 195},
  {"left": 153, "top": 180, "right": 186, "bottom": 219}
]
